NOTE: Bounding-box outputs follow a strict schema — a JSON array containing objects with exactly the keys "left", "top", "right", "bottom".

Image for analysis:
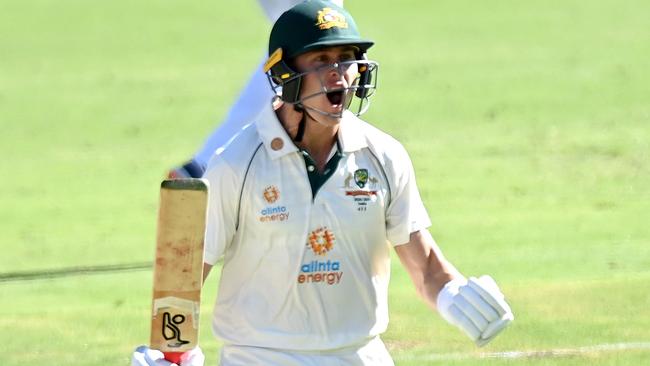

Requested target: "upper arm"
[{"left": 202, "top": 157, "right": 240, "bottom": 265}]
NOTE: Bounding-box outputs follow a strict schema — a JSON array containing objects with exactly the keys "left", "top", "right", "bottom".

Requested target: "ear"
[{"left": 265, "top": 48, "right": 303, "bottom": 103}]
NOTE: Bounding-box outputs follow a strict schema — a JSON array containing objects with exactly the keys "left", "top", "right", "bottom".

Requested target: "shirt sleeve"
[
  {"left": 202, "top": 156, "right": 240, "bottom": 265},
  {"left": 385, "top": 146, "right": 431, "bottom": 246}
]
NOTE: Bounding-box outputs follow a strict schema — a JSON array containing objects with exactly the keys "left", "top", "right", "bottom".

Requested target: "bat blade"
[{"left": 149, "top": 178, "right": 208, "bottom": 360}]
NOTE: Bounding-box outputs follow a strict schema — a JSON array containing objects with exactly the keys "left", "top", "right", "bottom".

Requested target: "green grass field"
[{"left": 1, "top": 0, "right": 649, "bottom": 365}]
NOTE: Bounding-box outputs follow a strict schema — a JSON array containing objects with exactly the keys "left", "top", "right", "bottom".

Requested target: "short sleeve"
[
  {"left": 202, "top": 156, "right": 240, "bottom": 265},
  {"left": 385, "top": 148, "right": 431, "bottom": 246}
]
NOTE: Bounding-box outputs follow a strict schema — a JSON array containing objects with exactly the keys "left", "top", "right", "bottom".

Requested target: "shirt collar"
[
  {"left": 255, "top": 104, "right": 368, "bottom": 158},
  {"left": 255, "top": 100, "right": 299, "bottom": 160},
  {"left": 337, "top": 111, "right": 368, "bottom": 153}
]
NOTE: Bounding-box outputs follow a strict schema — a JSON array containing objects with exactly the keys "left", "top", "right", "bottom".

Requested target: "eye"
[
  {"left": 309, "top": 55, "right": 329, "bottom": 68},
  {"left": 315, "top": 55, "right": 327, "bottom": 62}
]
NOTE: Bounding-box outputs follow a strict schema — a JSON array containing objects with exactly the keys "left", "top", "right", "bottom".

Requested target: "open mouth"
[{"left": 326, "top": 90, "right": 345, "bottom": 106}]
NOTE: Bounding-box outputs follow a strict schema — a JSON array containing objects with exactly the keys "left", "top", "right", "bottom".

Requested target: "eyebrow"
[
  {"left": 342, "top": 46, "right": 359, "bottom": 52},
  {"left": 310, "top": 46, "right": 359, "bottom": 57}
]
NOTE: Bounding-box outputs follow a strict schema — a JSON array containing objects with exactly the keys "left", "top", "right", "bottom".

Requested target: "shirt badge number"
[{"left": 343, "top": 169, "right": 379, "bottom": 212}]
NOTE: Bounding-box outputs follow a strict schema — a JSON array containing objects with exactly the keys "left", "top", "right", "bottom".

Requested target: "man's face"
[{"left": 293, "top": 46, "right": 360, "bottom": 122}]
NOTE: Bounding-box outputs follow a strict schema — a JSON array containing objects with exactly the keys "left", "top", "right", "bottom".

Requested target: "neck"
[
  {"left": 298, "top": 118, "right": 338, "bottom": 155},
  {"left": 276, "top": 102, "right": 340, "bottom": 171}
]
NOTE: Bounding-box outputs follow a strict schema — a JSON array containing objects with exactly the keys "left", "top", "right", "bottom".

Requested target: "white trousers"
[{"left": 219, "top": 336, "right": 395, "bottom": 366}]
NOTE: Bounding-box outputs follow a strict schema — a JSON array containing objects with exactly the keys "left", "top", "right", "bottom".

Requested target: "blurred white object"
[
  {"left": 257, "top": 0, "right": 344, "bottom": 22},
  {"left": 131, "top": 345, "right": 205, "bottom": 366}
]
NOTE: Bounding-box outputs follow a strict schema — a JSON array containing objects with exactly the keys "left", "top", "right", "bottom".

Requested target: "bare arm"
[{"left": 394, "top": 229, "right": 463, "bottom": 310}]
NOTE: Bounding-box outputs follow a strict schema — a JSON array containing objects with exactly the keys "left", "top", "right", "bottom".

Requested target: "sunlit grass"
[{"left": 1, "top": 0, "right": 649, "bottom": 365}]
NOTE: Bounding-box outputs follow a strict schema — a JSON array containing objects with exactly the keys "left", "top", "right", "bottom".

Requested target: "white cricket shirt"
[{"left": 203, "top": 101, "right": 431, "bottom": 351}]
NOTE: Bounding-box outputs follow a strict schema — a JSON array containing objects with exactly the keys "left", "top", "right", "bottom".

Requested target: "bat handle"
[{"left": 163, "top": 351, "right": 184, "bottom": 365}]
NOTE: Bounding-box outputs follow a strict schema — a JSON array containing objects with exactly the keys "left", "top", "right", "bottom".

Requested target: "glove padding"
[
  {"left": 437, "top": 275, "right": 514, "bottom": 347},
  {"left": 131, "top": 346, "right": 204, "bottom": 366}
]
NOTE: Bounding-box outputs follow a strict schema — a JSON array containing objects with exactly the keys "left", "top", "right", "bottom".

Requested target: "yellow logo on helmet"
[{"left": 315, "top": 7, "right": 348, "bottom": 30}]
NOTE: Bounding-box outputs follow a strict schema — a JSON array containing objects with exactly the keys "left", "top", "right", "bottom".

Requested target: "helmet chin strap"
[
  {"left": 293, "top": 104, "right": 307, "bottom": 142},
  {"left": 291, "top": 102, "right": 340, "bottom": 143}
]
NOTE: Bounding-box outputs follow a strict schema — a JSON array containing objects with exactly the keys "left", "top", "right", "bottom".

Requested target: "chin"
[
  {"left": 304, "top": 100, "right": 345, "bottom": 124},
  {"left": 320, "top": 113, "right": 343, "bottom": 126},
  {"left": 326, "top": 105, "right": 345, "bottom": 116}
]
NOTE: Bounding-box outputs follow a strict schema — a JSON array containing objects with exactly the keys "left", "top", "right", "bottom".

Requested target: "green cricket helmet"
[
  {"left": 263, "top": 0, "right": 379, "bottom": 116},
  {"left": 268, "top": 0, "right": 373, "bottom": 59}
]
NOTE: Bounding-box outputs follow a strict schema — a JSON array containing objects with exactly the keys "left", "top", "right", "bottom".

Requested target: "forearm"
[
  {"left": 395, "top": 230, "right": 463, "bottom": 309},
  {"left": 395, "top": 230, "right": 514, "bottom": 346},
  {"left": 419, "top": 255, "right": 461, "bottom": 310}
]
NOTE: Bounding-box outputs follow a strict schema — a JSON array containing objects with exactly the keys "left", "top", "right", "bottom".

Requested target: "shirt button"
[
  {"left": 271, "top": 137, "right": 284, "bottom": 151},
  {"left": 308, "top": 165, "right": 315, "bottom": 172}
]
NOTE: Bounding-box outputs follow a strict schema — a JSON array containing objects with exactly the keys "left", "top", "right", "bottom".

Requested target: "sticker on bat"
[{"left": 162, "top": 312, "right": 190, "bottom": 348}]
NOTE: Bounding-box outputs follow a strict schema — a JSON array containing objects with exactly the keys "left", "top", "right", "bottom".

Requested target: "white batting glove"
[
  {"left": 131, "top": 345, "right": 204, "bottom": 366},
  {"left": 437, "top": 275, "right": 514, "bottom": 347}
]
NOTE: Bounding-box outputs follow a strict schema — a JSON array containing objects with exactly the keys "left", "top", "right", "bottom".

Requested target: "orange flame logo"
[
  {"left": 263, "top": 186, "right": 280, "bottom": 204},
  {"left": 308, "top": 227, "right": 335, "bottom": 256}
]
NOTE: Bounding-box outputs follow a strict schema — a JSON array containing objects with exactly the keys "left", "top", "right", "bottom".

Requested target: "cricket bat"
[{"left": 150, "top": 178, "right": 208, "bottom": 364}]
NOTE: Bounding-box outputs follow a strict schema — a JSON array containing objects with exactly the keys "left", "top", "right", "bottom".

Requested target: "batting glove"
[
  {"left": 131, "top": 345, "right": 204, "bottom": 366},
  {"left": 437, "top": 275, "right": 514, "bottom": 347}
]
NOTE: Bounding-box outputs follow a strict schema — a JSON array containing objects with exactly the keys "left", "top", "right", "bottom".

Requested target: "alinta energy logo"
[
  {"left": 297, "top": 227, "right": 343, "bottom": 286},
  {"left": 259, "top": 185, "right": 289, "bottom": 222},
  {"left": 308, "top": 227, "right": 335, "bottom": 256},
  {"left": 263, "top": 185, "right": 279, "bottom": 204}
]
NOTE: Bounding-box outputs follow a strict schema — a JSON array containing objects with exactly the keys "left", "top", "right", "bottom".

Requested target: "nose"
[
  {"left": 324, "top": 63, "right": 348, "bottom": 87},
  {"left": 327, "top": 63, "right": 342, "bottom": 77}
]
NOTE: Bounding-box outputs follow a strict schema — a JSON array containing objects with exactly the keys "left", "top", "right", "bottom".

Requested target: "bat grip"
[{"left": 163, "top": 351, "right": 184, "bottom": 365}]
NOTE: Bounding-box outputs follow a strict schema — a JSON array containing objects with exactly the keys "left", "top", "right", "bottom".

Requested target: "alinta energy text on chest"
[
  {"left": 258, "top": 205, "right": 290, "bottom": 222},
  {"left": 297, "top": 259, "right": 343, "bottom": 285}
]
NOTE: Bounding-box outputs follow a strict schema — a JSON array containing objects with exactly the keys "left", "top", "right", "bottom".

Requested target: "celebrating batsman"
[{"left": 135, "top": 1, "right": 514, "bottom": 365}]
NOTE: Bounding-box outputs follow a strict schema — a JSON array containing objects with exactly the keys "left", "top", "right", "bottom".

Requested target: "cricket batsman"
[{"left": 135, "top": 1, "right": 514, "bottom": 364}]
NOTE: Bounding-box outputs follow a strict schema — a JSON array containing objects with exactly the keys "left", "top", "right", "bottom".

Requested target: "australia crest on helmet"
[{"left": 315, "top": 7, "right": 348, "bottom": 30}]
